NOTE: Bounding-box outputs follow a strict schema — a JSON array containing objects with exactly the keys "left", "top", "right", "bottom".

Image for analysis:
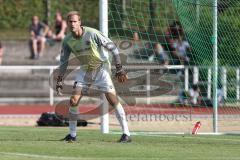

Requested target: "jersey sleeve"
[
  {"left": 59, "top": 40, "right": 71, "bottom": 77},
  {"left": 184, "top": 41, "right": 190, "bottom": 48},
  {"left": 39, "top": 22, "right": 46, "bottom": 28},
  {"left": 93, "top": 32, "right": 121, "bottom": 65}
]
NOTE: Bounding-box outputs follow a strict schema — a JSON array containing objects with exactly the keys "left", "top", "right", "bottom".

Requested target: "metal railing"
[
  {"left": 0, "top": 65, "right": 239, "bottom": 105},
  {"left": 1, "top": 64, "right": 240, "bottom": 134}
]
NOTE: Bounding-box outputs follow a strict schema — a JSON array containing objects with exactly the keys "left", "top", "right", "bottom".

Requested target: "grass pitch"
[{"left": 0, "top": 126, "right": 239, "bottom": 160}]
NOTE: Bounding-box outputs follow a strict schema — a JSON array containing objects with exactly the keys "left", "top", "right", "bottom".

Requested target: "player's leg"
[
  {"left": 38, "top": 36, "right": 46, "bottom": 57},
  {"left": 105, "top": 92, "right": 131, "bottom": 142},
  {"left": 62, "top": 85, "right": 82, "bottom": 142},
  {"left": 55, "top": 33, "right": 65, "bottom": 41},
  {"left": 31, "top": 38, "right": 38, "bottom": 59},
  {"left": 93, "top": 66, "right": 131, "bottom": 142}
]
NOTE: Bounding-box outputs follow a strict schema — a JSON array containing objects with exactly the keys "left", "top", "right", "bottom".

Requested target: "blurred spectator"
[
  {"left": 171, "top": 36, "right": 191, "bottom": 76},
  {"left": 178, "top": 84, "right": 201, "bottom": 106},
  {"left": 133, "top": 32, "right": 140, "bottom": 43},
  {"left": 47, "top": 11, "right": 67, "bottom": 61},
  {"left": 199, "top": 88, "right": 224, "bottom": 107},
  {"left": 144, "top": 42, "right": 155, "bottom": 58},
  {"left": 29, "top": 15, "right": 49, "bottom": 59},
  {"left": 132, "top": 32, "right": 168, "bottom": 63},
  {"left": 132, "top": 32, "right": 143, "bottom": 50},
  {"left": 133, "top": 42, "right": 153, "bottom": 60},
  {"left": 132, "top": 32, "right": 155, "bottom": 60},
  {"left": 178, "top": 84, "right": 225, "bottom": 107},
  {"left": 0, "top": 41, "right": 3, "bottom": 65},
  {"left": 149, "top": 43, "right": 169, "bottom": 65},
  {"left": 47, "top": 11, "right": 67, "bottom": 43},
  {"left": 134, "top": 41, "right": 168, "bottom": 61},
  {"left": 174, "top": 36, "right": 191, "bottom": 65},
  {"left": 217, "top": 88, "right": 224, "bottom": 106},
  {"left": 162, "top": 21, "right": 184, "bottom": 65},
  {"left": 166, "top": 21, "right": 183, "bottom": 40},
  {"left": 132, "top": 32, "right": 166, "bottom": 62}
]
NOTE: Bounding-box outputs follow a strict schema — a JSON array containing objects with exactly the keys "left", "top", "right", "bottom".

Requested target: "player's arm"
[
  {"left": 94, "top": 32, "right": 127, "bottom": 83},
  {"left": 40, "top": 22, "right": 49, "bottom": 37},
  {"left": 57, "top": 20, "right": 67, "bottom": 38},
  {"left": 56, "top": 40, "right": 71, "bottom": 95},
  {"left": 29, "top": 25, "right": 36, "bottom": 38},
  {"left": 30, "top": 30, "right": 35, "bottom": 38}
]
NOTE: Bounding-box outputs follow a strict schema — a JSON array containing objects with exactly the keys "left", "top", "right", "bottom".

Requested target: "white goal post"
[{"left": 99, "top": 0, "right": 109, "bottom": 134}]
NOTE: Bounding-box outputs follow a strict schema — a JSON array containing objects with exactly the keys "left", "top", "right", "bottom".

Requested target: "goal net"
[{"left": 107, "top": 0, "right": 240, "bottom": 134}]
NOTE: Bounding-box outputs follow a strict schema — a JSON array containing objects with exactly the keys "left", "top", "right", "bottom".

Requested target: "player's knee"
[
  {"left": 31, "top": 37, "right": 36, "bottom": 41},
  {"left": 70, "top": 96, "right": 79, "bottom": 107},
  {"left": 40, "top": 37, "right": 45, "bottom": 43},
  {"left": 32, "top": 39, "right": 37, "bottom": 44},
  {"left": 109, "top": 98, "right": 119, "bottom": 107},
  {"left": 105, "top": 93, "right": 119, "bottom": 107}
]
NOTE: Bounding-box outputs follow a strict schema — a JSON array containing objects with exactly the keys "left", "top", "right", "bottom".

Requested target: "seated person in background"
[
  {"left": 172, "top": 36, "right": 191, "bottom": 76},
  {"left": 162, "top": 33, "right": 178, "bottom": 65},
  {"left": 0, "top": 41, "right": 3, "bottom": 65},
  {"left": 163, "top": 21, "right": 184, "bottom": 65},
  {"left": 168, "top": 21, "right": 183, "bottom": 39},
  {"left": 148, "top": 43, "right": 169, "bottom": 65},
  {"left": 202, "top": 88, "right": 225, "bottom": 107},
  {"left": 133, "top": 41, "right": 155, "bottom": 60},
  {"left": 133, "top": 32, "right": 140, "bottom": 44},
  {"left": 132, "top": 32, "right": 144, "bottom": 51},
  {"left": 217, "top": 88, "right": 224, "bottom": 106},
  {"left": 47, "top": 11, "right": 67, "bottom": 61},
  {"left": 47, "top": 11, "right": 67, "bottom": 42},
  {"left": 174, "top": 36, "right": 191, "bottom": 65},
  {"left": 178, "top": 84, "right": 201, "bottom": 106},
  {"left": 29, "top": 15, "right": 49, "bottom": 59},
  {"left": 132, "top": 32, "right": 167, "bottom": 62}
]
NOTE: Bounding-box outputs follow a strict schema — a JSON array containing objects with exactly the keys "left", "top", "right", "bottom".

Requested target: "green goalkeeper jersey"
[{"left": 59, "top": 26, "right": 121, "bottom": 75}]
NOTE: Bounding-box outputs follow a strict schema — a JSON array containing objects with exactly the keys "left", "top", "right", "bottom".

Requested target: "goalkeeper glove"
[
  {"left": 115, "top": 64, "right": 128, "bottom": 83},
  {"left": 56, "top": 76, "right": 63, "bottom": 96}
]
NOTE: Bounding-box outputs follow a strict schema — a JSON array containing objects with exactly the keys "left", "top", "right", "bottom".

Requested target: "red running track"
[{"left": 0, "top": 104, "right": 240, "bottom": 115}]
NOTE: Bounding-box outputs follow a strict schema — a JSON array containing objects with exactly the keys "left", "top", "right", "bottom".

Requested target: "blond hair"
[{"left": 67, "top": 11, "right": 81, "bottom": 21}]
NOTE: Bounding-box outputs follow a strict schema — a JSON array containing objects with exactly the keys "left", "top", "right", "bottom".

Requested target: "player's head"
[
  {"left": 133, "top": 32, "right": 139, "bottom": 41},
  {"left": 192, "top": 84, "right": 199, "bottom": 92},
  {"left": 55, "top": 11, "right": 63, "bottom": 22},
  {"left": 32, "top": 16, "right": 39, "bottom": 25},
  {"left": 67, "top": 11, "right": 81, "bottom": 21},
  {"left": 67, "top": 11, "right": 81, "bottom": 33},
  {"left": 0, "top": 41, "right": 3, "bottom": 54}
]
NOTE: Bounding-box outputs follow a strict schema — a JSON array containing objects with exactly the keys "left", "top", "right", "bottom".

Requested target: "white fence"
[
  {"left": 1, "top": 65, "right": 240, "bottom": 134},
  {"left": 0, "top": 65, "right": 239, "bottom": 105}
]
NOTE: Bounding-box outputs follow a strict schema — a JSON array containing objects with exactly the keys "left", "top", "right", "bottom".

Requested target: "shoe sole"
[{"left": 118, "top": 139, "right": 132, "bottom": 143}]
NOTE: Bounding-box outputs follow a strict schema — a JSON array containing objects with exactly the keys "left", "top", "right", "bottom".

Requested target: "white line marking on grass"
[
  {"left": 0, "top": 152, "right": 80, "bottom": 160},
  {"left": 0, "top": 152, "right": 161, "bottom": 160},
  {"left": 110, "top": 131, "right": 240, "bottom": 143},
  {"left": 1, "top": 152, "right": 238, "bottom": 160},
  {"left": 176, "top": 135, "right": 240, "bottom": 143}
]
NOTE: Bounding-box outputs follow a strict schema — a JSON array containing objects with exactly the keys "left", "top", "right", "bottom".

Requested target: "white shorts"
[{"left": 74, "top": 67, "right": 115, "bottom": 93}]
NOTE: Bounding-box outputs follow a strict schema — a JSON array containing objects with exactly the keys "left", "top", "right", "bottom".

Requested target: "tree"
[{"left": 148, "top": 0, "right": 157, "bottom": 34}]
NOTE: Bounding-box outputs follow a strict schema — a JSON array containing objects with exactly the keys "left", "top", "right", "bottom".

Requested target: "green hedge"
[
  {"left": 0, "top": 0, "right": 45, "bottom": 29},
  {"left": 0, "top": 0, "right": 99, "bottom": 30}
]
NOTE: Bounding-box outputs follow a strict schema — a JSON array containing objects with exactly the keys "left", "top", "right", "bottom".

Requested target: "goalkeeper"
[{"left": 56, "top": 11, "right": 131, "bottom": 143}]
